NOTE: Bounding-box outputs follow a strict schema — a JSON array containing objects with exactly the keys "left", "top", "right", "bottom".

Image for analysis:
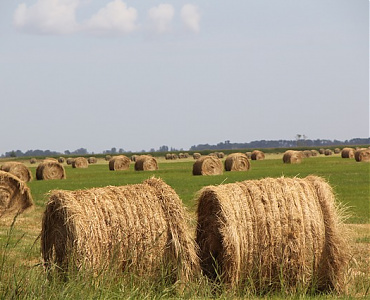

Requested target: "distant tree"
[
  {"left": 111, "top": 147, "right": 117, "bottom": 154},
  {"left": 64, "top": 150, "right": 71, "bottom": 155},
  {"left": 9, "top": 151, "right": 16, "bottom": 157},
  {"left": 159, "top": 145, "right": 169, "bottom": 152}
]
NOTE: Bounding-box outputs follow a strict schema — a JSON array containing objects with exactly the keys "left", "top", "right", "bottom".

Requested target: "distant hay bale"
[
  {"left": 45, "top": 157, "right": 58, "bottom": 162},
  {"left": 319, "top": 148, "right": 325, "bottom": 154},
  {"left": 193, "top": 156, "right": 223, "bottom": 176},
  {"left": 88, "top": 157, "right": 97, "bottom": 164},
  {"left": 105, "top": 155, "right": 112, "bottom": 161},
  {"left": 134, "top": 155, "right": 158, "bottom": 171},
  {"left": 302, "top": 150, "right": 312, "bottom": 158},
  {"left": 41, "top": 177, "right": 199, "bottom": 282},
  {"left": 193, "top": 153, "right": 201, "bottom": 160},
  {"left": 324, "top": 149, "right": 333, "bottom": 156},
  {"left": 36, "top": 160, "right": 66, "bottom": 180},
  {"left": 0, "top": 171, "right": 33, "bottom": 217},
  {"left": 283, "top": 150, "right": 303, "bottom": 164},
  {"left": 216, "top": 152, "right": 225, "bottom": 159},
  {"left": 334, "top": 148, "right": 341, "bottom": 154},
  {"left": 0, "top": 162, "right": 32, "bottom": 182},
  {"left": 72, "top": 157, "right": 89, "bottom": 169},
  {"left": 130, "top": 155, "right": 138, "bottom": 162},
  {"left": 109, "top": 155, "right": 130, "bottom": 171},
  {"left": 183, "top": 153, "right": 189, "bottom": 158},
  {"left": 251, "top": 150, "right": 265, "bottom": 160},
  {"left": 195, "top": 176, "right": 350, "bottom": 293},
  {"left": 165, "top": 153, "right": 172, "bottom": 160},
  {"left": 341, "top": 148, "right": 355, "bottom": 159},
  {"left": 30, "top": 158, "right": 37, "bottom": 164},
  {"left": 354, "top": 148, "right": 370, "bottom": 162},
  {"left": 224, "top": 153, "right": 250, "bottom": 172},
  {"left": 311, "top": 150, "right": 319, "bottom": 156},
  {"left": 245, "top": 152, "right": 252, "bottom": 159},
  {"left": 66, "top": 158, "right": 74, "bottom": 165},
  {"left": 58, "top": 157, "right": 65, "bottom": 164},
  {"left": 179, "top": 153, "right": 185, "bottom": 159}
]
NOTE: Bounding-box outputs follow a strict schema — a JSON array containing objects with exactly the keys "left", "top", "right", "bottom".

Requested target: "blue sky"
[{"left": 0, "top": 0, "right": 368, "bottom": 154}]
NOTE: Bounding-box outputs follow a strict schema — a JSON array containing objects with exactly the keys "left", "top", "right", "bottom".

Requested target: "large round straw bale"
[
  {"left": 36, "top": 160, "right": 66, "bottom": 180},
  {"left": 66, "top": 158, "right": 74, "bottom": 165},
  {"left": 72, "top": 157, "right": 89, "bottom": 168},
  {"left": 193, "top": 153, "right": 201, "bottom": 160},
  {"left": 283, "top": 150, "right": 303, "bottom": 164},
  {"left": 341, "top": 148, "right": 355, "bottom": 159},
  {"left": 0, "top": 162, "right": 32, "bottom": 182},
  {"left": 109, "top": 155, "right": 130, "bottom": 171},
  {"left": 251, "top": 150, "right": 265, "bottom": 160},
  {"left": 41, "top": 177, "right": 199, "bottom": 282},
  {"left": 224, "top": 153, "right": 250, "bottom": 172},
  {"left": 354, "top": 148, "right": 370, "bottom": 162},
  {"left": 0, "top": 170, "right": 33, "bottom": 216},
  {"left": 195, "top": 176, "right": 349, "bottom": 293},
  {"left": 324, "top": 149, "right": 333, "bottom": 156},
  {"left": 134, "top": 155, "right": 158, "bottom": 171},
  {"left": 58, "top": 157, "right": 65, "bottom": 164},
  {"left": 88, "top": 157, "right": 97, "bottom": 164},
  {"left": 193, "top": 155, "right": 223, "bottom": 176}
]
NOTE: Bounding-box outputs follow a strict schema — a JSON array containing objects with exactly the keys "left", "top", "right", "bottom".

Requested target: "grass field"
[{"left": 0, "top": 153, "right": 369, "bottom": 298}]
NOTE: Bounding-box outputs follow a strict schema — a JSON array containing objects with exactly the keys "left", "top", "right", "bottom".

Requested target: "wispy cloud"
[
  {"left": 181, "top": 4, "right": 200, "bottom": 33},
  {"left": 148, "top": 4, "right": 175, "bottom": 34}
]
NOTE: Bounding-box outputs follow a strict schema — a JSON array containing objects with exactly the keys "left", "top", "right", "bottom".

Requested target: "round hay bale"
[
  {"left": 105, "top": 155, "right": 112, "bottom": 161},
  {"left": 224, "top": 153, "right": 250, "bottom": 172},
  {"left": 0, "top": 162, "right": 32, "bottom": 182},
  {"left": 341, "top": 148, "right": 355, "bottom": 159},
  {"left": 282, "top": 150, "right": 303, "bottom": 164},
  {"left": 319, "top": 148, "right": 325, "bottom": 155},
  {"left": 0, "top": 170, "right": 33, "bottom": 217},
  {"left": 195, "top": 176, "right": 350, "bottom": 293},
  {"left": 334, "top": 148, "right": 341, "bottom": 154},
  {"left": 193, "top": 153, "right": 201, "bottom": 160},
  {"left": 216, "top": 152, "right": 225, "bottom": 159},
  {"left": 130, "top": 155, "right": 138, "bottom": 162},
  {"left": 36, "top": 161, "right": 66, "bottom": 180},
  {"left": 311, "top": 149, "right": 319, "bottom": 156},
  {"left": 41, "top": 177, "right": 199, "bottom": 282},
  {"left": 251, "top": 150, "right": 265, "bottom": 160},
  {"left": 165, "top": 153, "right": 172, "bottom": 160},
  {"left": 30, "top": 158, "right": 37, "bottom": 164},
  {"left": 354, "top": 148, "right": 370, "bottom": 162},
  {"left": 183, "top": 153, "right": 189, "bottom": 158},
  {"left": 88, "top": 157, "right": 97, "bottom": 164},
  {"left": 72, "top": 157, "right": 88, "bottom": 169},
  {"left": 58, "top": 157, "right": 65, "bottom": 164},
  {"left": 109, "top": 155, "right": 130, "bottom": 171},
  {"left": 245, "top": 152, "right": 252, "bottom": 159},
  {"left": 324, "top": 149, "right": 333, "bottom": 156},
  {"left": 179, "top": 153, "right": 185, "bottom": 159},
  {"left": 193, "top": 156, "right": 223, "bottom": 176},
  {"left": 45, "top": 157, "right": 58, "bottom": 162},
  {"left": 134, "top": 155, "right": 158, "bottom": 171},
  {"left": 302, "top": 150, "right": 312, "bottom": 158},
  {"left": 66, "top": 158, "right": 74, "bottom": 165}
]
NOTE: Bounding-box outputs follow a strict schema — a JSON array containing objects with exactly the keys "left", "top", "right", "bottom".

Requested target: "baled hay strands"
[
  {"left": 283, "top": 150, "right": 303, "bottom": 164},
  {"left": 193, "top": 153, "right": 201, "bottom": 160},
  {"left": 251, "top": 150, "right": 265, "bottom": 160},
  {"left": 0, "top": 170, "right": 33, "bottom": 216},
  {"left": 195, "top": 176, "right": 349, "bottom": 293},
  {"left": 58, "top": 157, "right": 65, "bottom": 163},
  {"left": 341, "top": 148, "right": 355, "bottom": 159},
  {"left": 88, "top": 157, "right": 97, "bottom": 164},
  {"left": 354, "top": 148, "right": 370, "bottom": 162},
  {"left": 36, "top": 160, "right": 66, "bottom": 180},
  {"left": 311, "top": 150, "right": 319, "bottom": 156},
  {"left": 302, "top": 150, "right": 312, "bottom": 158},
  {"left": 72, "top": 157, "right": 89, "bottom": 168},
  {"left": 324, "top": 149, "right": 333, "bottom": 156},
  {"left": 334, "top": 148, "right": 341, "bottom": 154},
  {"left": 134, "top": 155, "right": 158, "bottom": 171},
  {"left": 0, "top": 162, "right": 32, "bottom": 182},
  {"left": 224, "top": 153, "right": 250, "bottom": 171},
  {"left": 193, "top": 155, "right": 223, "bottom": 176},
  {"left": 41, "top": 177, "right": 199, "bottom": 282},
  {"left": 30, "top": 158, "right": 37, "bottom": 164},
  {"left": 109, "top": 155, "right": 130, "bottom": 171}
]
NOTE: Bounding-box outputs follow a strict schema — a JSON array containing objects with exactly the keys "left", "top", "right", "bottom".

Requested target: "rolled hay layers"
[
  {"left": 0, "top": 161, "right": 32, "bottom": 182},
  {"left": 0, "top": 170, "right": 33, "bottom": 216},
  {"left": 36, "top": 160, "right": 66, "bottom": 180},
  {"left": 195, "top": 176, "right": 349, "bottom": 293},
  {"left": 283, "top": 150, "right": 303, "bottom": 164},
  {"left": 354, "top": 148, "right": 370, "bottom": 162},
  {"left": 251, "top": 150, "right": 265, "bottom": 160},
  {"left": 341, "top": 148, "right": 355, "bottom": 159},
  {"left": 109, "top": 155, "right": 130, "bottom": 171},
  {"left": 72, "top": 157, "right": 89, "bottom": 168},
  {"left": 41, "top": 177, "right": 199, "bottom": 282},
  {"left": 224, "top": 153, "right": 250, "bottom": 172},
  {"left": 134, "top": 155, "right": 158, "bottom": 171},
  {"left": 193, "top": 155, "right": 223, "bottom": 176}
]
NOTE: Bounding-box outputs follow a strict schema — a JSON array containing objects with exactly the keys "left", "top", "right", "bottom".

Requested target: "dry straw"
[
  {"left": 30, "top": 158, "right": 37, "bottom": 164},
  {"left": 41, "top": 177, "right": 199, "bottom": 283},
  {"left": 324, "top": 149, "right": 333, "bottom": 156},
  {"left": 341, "top": 148, "right": 355, "bottom": 159},
  {"left": 224, "top": 153, "right": 250, "bottom": 172},
  {"left": 193, "top": 153, "right": 201, "bottom": 160},
  {"left": 193, "top": 155, "right": 223, "bottom": 176},
  {"left": 0, "top": 170, "right": 33, "bottom": 217},
  {"left": 109, "top": 155, "right": 130, "bottom": 171},
  {"left": 195, "top": 176, "right": 350, "bottom": 293},
  {"left": 134, "top": 155, "right": 158, "bottom": 171},
  {"left": 251, "top": 150, "right": 265, "bottom": 160},
  {"left": 283, "top": 150, "right": 303, "bottom": 164},
  {"left": 88, "top": 157, "right": 97, "bottom": 164},
  {"left": 72, "top": 157, "right": 89, "bottom": 168},
  {"left": 354, "top": 148, "right": 370, "bottom": 162},
  {"left": 0, "top": 161, "right": 32, "bottom": 182},
  {"left": 58, "top": 157, "right": 65, "bottom": 163},
  {"left": 66, "top": 158, "right": 74, "bottom": 165},
  {"left": 36, "top": 160, "right": 66, "bottom": 180}
]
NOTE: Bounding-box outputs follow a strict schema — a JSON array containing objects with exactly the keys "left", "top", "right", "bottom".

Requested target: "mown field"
[{"left": 0, "top": 153, "right": 369, "bottom": 299}]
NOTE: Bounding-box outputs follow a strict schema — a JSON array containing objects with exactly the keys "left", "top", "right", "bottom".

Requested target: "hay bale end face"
[
  {"left": 251, "top": 150, "right": 265, "bottom": 160},
  {"left": 0, "top": 162, "right": 32, "bottom": 182},
  {"left": 341, "top": 148, "right": 355, "bottom": 159},
  {"left": 36, "top": 161, "right": 66, "bottom": 180},
  {"left": 72, "top": 157, "right": 89, "bottom": 168},
  {"left": 283, "top": 150, "right": 303, "bottom": 164},
  {"left": 193, "top": 155, "right": 223, "bottom": 176},
  {"left": 355, "top": 148, "right": 370, "bottom": 162},
  {"left": 195, "top": 176, "right": 350, "bottom": 293},
  {"left": 109, "top": 155, "right": 130, "bottom": 171},
  {"left": 192, "top": 153, "right": 201, "bottom": 160},
  {"left": 134, "top": 155, "right": 158, "bottom": 171},
  {"left": 224, "top": 153, "right": 250, "bottom": 171}
]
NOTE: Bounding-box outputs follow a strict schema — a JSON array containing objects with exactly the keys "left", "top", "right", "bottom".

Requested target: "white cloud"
[
  {"left": 13, "top": 0, "right": 79, "bottom": 35},
  {"left": 180, "top": 4, "right": 200, "bottom": 33},
  {"left": 148, "top": 4, "right": 174, "bottom": 33}
]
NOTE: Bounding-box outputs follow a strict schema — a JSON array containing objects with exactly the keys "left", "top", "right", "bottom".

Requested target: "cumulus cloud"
[
  {"left": 148, "top": 4, "right": 175, "bottom": 33},
  {"left": 180, "top": 4, "right": 200, "bottom": 33}
]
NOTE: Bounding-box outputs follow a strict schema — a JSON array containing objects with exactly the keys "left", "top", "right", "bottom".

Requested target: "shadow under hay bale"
[
  {"left": 36, "top": 160, "right": 66, "bottom": 180},
  {"left": 72, "top": 157, "right": 89, "bottom": 168},
  {"left": 283, "top": 150, "right": 303, "bottom": 164},
  {"left": 341, "top": 148, "right": 355, "bottom": 159},
  {"left": 41, "top": 177, "right": 199, "bottom": 283},
  {"left": 0, "top": 162, "right": 32, "bottom": 182},
  {"left": 134, "top": 155, "right": 158, "bottom": 171},
  {"left": 251, "top": 150, "right": 265, "bottom": 160},
  {"left": 0, "top": 170, "right": 33, "bottom": 217},
  {"left": 193, "top": 155, "right": 223, "bottom": 176},
  {"left": 224, "top": 153, "right": 250, "bottom": 172},
  {"left": 354, "top": 148, "right": 370, "bottom": 162},
  {"left": 195, "top": 176, "right": 350, "bottom": 294},
  {"left": 109, "top": 155, "right": 130, "bottom": 171}
]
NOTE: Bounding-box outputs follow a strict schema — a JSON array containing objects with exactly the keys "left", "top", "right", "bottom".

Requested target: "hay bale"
[
  {"left": 193, "top": 153, "right": 201, "bottom": 160},
  {"left": 311, "top": 150, "right": 319, "bottom": 156},
  {"left": 105, "top": 155, "right": 112, "bottom": 161},
  {"left": 66, "top": 158, "right": 74, "bottom": 165},
  {"left": 88, "top": 157, "right": 97, "bottom": 164},
  {"left": 354, "top": 148, "right": 370, "bottom": 162},
  {"left": 41, "top": 177, "right": 199, "bottom": 282},
  {"left": 334, "top": 148, "right": 341, "bottom": 154},
  {"left": 30, "top": 158, "right": 37, "bottom": 164},
  {"left": 195, "top": 176, "right": 350, "bottom": 293},
  {"left": 36, "top": 160, "right": 66, "bottom": 180},
  {"left": 45, "top": 157, "right": 58, "bottom": 162},
  {"left": 302, "top": 150, "right": 312, "bottom": 158},
  {"left": 193, "top": 156, "right": 223, "bottom": 176},
  {"left": 72, "top": 157, "right": 89, "bottom": 169},
  {"left": 165, "top": 153, "right": 172, "bottom": 160},
  {"left": 216, "top": 152, "right": 225, "bottom": 159},
  {"left": 341, "top": 148, "right": 355, "bottom": 159},
  {"left": 134, "top": 155, "right": 158, "bottom": 171},
  {"left": 0, "top": 170, "right": 33, "bottom": 216},
  {"left": 245, "top": 152, "right": 252, "bottom": 159},
  {"left": 324, "top": 149, "right": 333, "bottom": 156},
  {"left": 224, "top": 153, "right": 250, "bottom": 172},
  {"left": 130, "top": 155, "right": 138, "bottom": 162},
  {"left": 0, "top": 162, "right": 32, "bottom": 182},
  {"left": 58, "top": 157, "right": 65, "bottom": 164},
  {"left": 283, "top": 150, "right": 303, "bottom": 164},
  {"left": 251, "top": 150, "right": 265, "bottom": 160},
  {"left": 319, "top": 148, "right": 325, "bottom": 154},
  {"left": 109, "top": 155, "right": 130, "bottom": 171}
]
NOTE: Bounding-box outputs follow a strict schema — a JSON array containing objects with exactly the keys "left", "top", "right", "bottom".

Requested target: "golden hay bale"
[
  {"left": 251, "top": 150, "right": 265, "bottom": 160},
  {"left": 319, "top": 148, "right": 325, "bottom": 154},
  {"left": 30, "top": 158, "right": 37, "bottom": 164},
  {"left": 334, "top": 148, "right": 341, "bottom": 154},
  {"left": 88, "top": 157, "right": 97, "bottom": 164},
  {"left": 45, "top": 157, "right": 58, "bottom": 162},
  {"left": 105, "top": 155, "right": 112, "bottom": 161},
  {"left": 341, "top": 148, "right": 355, "bottom": 159},
  {"left": 354, "top": 148, "right": 370, "bottom": 162},
  {"left": 36, "top": 161, "right": 66, "bottom": 180},
  {"left": 283, "top": 150, "right": 303, "bottom": 164},
  {"left": 0, "top": 162, "right": 32, "bottom": 182},
  {"left": 193, "top": 153, "right": 201, "bottom": 160},
  {"left": 165, "top": 153, "right": 172, "bottom": 160},
  {"left": 41, "top": 177, "right": 199, "bottom": 282},
  {"left": 66, "top": 158, "right": 74, "bottom": 165},
  {"left": 72, "top": 157, "right": 89, "bottom": 169},
  {"left": 130, "top": 155, "right": 138, "bottom": 162},
  {"left": 134, "top": 155, "right": 158, "bottom": 171},
  {"left": 193, "top": 156, "right": 223, "bottom": 176},
  {"left": 109, "top": 155, "right": 130, "bottom": 171},
  {"left": 217, "top": 152, "right": 225, "bottom": 159},
  {"left": 195, "top": 176, "right": 349, "bottom": 293},
  {"left": 245, "top": 152, "right": 252, "bottom": 159},
  {"left": 311, "top": 149, "right": 319, "bottom": 156},
  {"left": 302, "top": 150, "right": 312, "bottom": 158},
  {"left": 179, "top": 153, "right": 185, "bottom": 159},
  {"left": 0, "top": 170, "right": 33, "bottom": 217},
  {"left": 324, "top": 149, "right": 333, "bottom": 156},
  {"left": 224, "top": 153, "right": 250, "bottom": 172},
  {"left": 58, "top": 157, "right": 65, "bottom": 163}
]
